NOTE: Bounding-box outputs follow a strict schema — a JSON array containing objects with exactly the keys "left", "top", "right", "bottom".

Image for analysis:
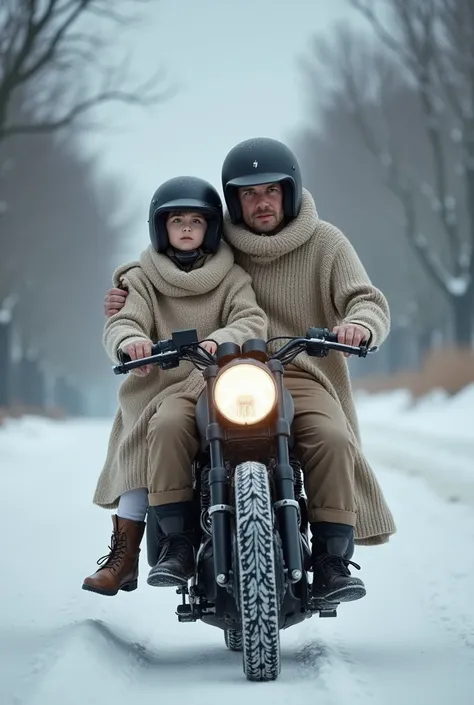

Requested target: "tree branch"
[
  {"left": 346, "top": 0, "right": 414, "bottom": 66},
  {"left": 0, "top": 3, "right": 18, "bottom": 62},
  {"left": 431, "top": 51, "right": 464, "bottom": 120},
  {"left": 10, "top": 1, "right": 59, "bottom": 79},
  {"left": 14, "top": 2, "right": 88, "bottom": 85},
  {"left": 396, "top": 181, "right": 453, "bottom": 295},
  {"left": 0, "top": 75, "right": 174, "bottom": 137},
  {"left": 87, "top": 4, "right": 145, "bottom": 25},
  {"left": 0, "top": 0, "right": 171, "bottom": 144}
]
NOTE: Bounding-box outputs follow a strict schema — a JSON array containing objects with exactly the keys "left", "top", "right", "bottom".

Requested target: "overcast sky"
[{"left": 80, "top": 0, "right": 374, "bottom": 250}]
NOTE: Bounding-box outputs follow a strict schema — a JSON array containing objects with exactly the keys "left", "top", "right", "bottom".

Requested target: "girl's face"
[{"left": 166, "top": 211, "right": 207, "bottom": 250}]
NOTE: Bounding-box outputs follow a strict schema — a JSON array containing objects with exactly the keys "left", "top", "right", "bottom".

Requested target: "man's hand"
[
  {"left": 104, "top": 287, "right": 128, "bottom": 317},
  {"left": 201, "top": 340, "right": 217, "bottom": 355},
  {"left": 332, "top": 323, "right": 369, "bottom": 357},
  {"left": 121, "top": 340, "right": 154, "bottom": 375}
]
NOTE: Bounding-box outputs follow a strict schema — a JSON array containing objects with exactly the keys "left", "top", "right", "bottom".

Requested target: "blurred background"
[{"left": 1, "top": 0, "right": 473, "bottom": 421}]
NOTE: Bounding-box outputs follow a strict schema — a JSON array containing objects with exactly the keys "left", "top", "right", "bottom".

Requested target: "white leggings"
[{"left": 117, "top": 488, "right": 148, "bottom": 522}]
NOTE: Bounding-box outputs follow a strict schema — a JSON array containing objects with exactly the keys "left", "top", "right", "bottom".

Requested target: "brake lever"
[{"left": 358, "top": 344, "right": 379, "bottom": 357}]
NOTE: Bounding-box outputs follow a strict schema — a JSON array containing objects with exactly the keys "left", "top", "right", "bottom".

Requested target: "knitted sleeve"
[
  {"left": 330, "top": 234, "right": 391, "bottom": 347},
  {"left": 102, "top": 275, "right": 154, "bottom": 364},
  {"left": 208, "top": 267, "right": 268, "bottom": 347}
]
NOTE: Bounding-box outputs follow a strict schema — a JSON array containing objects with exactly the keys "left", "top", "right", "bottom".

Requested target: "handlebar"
[
  {"left": 113, "top": 327, "right": 378, "bottom": 375},
  {"left": 317, "top": 329, "right": 339, "bottom": 345},
  {"left": 117, "top": 338, "right": 174, "bottom": 365}
]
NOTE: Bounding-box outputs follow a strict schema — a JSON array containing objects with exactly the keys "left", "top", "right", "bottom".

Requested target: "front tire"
[{"left": 234, "top": 461, "right": 281, "bottom": 681}]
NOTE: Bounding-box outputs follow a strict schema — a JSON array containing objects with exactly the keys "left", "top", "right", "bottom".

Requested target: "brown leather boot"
[{"left": 82, "top": 515, "right": 145, "bottom": 596}]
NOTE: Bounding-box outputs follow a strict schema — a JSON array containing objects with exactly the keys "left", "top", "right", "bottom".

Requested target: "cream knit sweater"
[
  {"left": 224, "top": 188, "right": 396, "bottom": 545},
  {"left": 93, "top": 240, "right": 268, "bottom": 508}
]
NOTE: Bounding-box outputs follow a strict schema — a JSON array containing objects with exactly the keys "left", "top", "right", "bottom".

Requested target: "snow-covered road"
[{"left": 1, "top": 414, "right": 473, "bottom": 704}]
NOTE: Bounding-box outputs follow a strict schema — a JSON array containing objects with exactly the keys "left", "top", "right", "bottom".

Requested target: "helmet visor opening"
[
  {"left": 224, "top": 173, "right": 293, "bottom": 189},
  {"left": 153, "top": 197, "right": 216, "bottom": 216}
]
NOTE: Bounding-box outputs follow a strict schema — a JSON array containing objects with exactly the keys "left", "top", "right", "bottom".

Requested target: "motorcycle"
[{"left": 113, "top": 327, "right": 377, "bottom": 681}]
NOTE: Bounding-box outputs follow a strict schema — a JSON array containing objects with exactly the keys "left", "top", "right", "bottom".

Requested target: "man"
[{"left": 104, "top": 137, "right": 396, "bottom": 606}]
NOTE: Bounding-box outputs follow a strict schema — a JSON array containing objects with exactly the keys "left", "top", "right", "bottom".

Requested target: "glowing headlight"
[{"left": 213, "top": 363, "right": 277, "bottom": 425}]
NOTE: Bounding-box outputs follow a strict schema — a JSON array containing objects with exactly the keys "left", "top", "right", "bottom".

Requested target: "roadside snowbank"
[{"left": 356, "top": 385, "right": 474, "bottom": 506}]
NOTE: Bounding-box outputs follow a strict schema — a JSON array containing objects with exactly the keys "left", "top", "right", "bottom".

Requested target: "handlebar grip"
[
  {"left": 117, "top": 339, "right": 172, "bottom": 366},
  {"left": 307, "top": 326, "right": 339, "bottom": 343}
]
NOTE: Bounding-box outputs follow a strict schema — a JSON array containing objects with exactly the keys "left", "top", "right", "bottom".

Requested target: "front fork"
[
  {"left": 268, "top": 359, "right": 303, "bottom": 583},
  {"left": 203, "top": 366, "right": 233, "bottom": 588},
  {"left": 203, "top": 361, "right": 303, "bottom": 588}
]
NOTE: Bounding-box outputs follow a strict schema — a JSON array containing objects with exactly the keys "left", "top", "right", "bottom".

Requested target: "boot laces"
[
  {"left": 96, "top": 529, "right": 127, "bottom": 573},
  {"left": 316, "top": 553, "right": 361, "bottom": 579},
  {"left": 158, "top": 532, "right": 195, "bottom": 562}
]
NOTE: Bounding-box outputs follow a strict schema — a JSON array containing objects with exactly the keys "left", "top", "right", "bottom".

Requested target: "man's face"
[{"left": 238, "top": 182, "right": 284, "bottom": 234}]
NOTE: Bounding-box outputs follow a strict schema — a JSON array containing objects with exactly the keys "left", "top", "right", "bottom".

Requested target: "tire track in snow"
[
  {"left": 424, "top": 534, "right": 474, "bottom": 653},
  {"left": 385, "top": 474, "right": 474, "bottom": 657},
  {"left": 290, "top": 634, "right": 376, "bottom": 703},
  {"left": 11, "top": 619, "right": 161, "bottom": 705},
  {"left": 5, "top": 585, "right": 84, "bottom": 705},
  {"left": 313, "top": 469, "right": 474, "bottom": 705},
  {"left": 12, "top": 614, "right": 375, "bottom": 705}
]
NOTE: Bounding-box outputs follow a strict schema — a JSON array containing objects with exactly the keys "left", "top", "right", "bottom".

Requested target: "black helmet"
[
  {"left": 221, "top": 137, "right": 302, "bottom": 224},
  {"left": 148, "top": 176, "right": 223, "bottom": 253}
]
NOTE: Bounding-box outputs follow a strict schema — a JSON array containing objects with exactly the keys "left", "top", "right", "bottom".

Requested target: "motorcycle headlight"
[{"left": 213, "top": 362, "right": 277, "bottom": 425}]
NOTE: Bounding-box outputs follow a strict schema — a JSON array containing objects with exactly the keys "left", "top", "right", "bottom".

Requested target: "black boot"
[
  {"left": 147, "top": 502, "right": 199, "bottom": 588},
  {"left": 310, "top": 522, "right": 366, "bottom": 604}
]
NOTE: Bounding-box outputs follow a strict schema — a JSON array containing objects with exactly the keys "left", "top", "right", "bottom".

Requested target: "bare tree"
[
  {"left": 0, "top": 1, "right": 173, "bottom": 413},
  {"left": 302, "top": 0, "right": 474, "bottom": 346},
  {"left": 289, "top": 108, "right": 450, "bottom": 374},
  {"left": 0, "top": 113, "right": 135, "bottom": 407},
  {"left": 0, "top": 0, "right": 170, "bottom": 141}
]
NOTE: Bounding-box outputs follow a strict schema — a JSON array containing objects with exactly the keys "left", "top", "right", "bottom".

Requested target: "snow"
[
  {"left": 356, "top": 384, "right": 474, "bottom": 505},
  {"left": 445, "top": 275, "right": 470, "bottom": 296},
  {"left": 420, "top": 182, "right": 433, "bottom": 197},
  {"left": 431, "top": 197, "right": 442, "bottom": 212},
  {"left": 445, "top": 209, "right": 457, "bottom": 226},
  {"left": 379, "top": 152, "right": 392, "bottom": 167},
  {"left": 444, "top": 195, "right": 456, "bottom": 210},
  {"left": 412, "top": 235, "right": 471, "bottom": 295},
  {"left": 1, "top": 390, "right": 474, "bottom": 704},
  {"left": 414, "top": 232, "right": 428, "bottom": 247},
  {"left": 0, "top": 308, "right": 11, "bottom": 324},
  {"left": 459, "top": 243, "right": 471, "bottom": 268}
]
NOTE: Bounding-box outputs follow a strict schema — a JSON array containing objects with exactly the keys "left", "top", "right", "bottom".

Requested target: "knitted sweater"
[
  {"left": 93, "top": 240, "right": 268, "bottom": 508},
  {"left": 224, "top": 188, "right": 396, "bottom": 545}
]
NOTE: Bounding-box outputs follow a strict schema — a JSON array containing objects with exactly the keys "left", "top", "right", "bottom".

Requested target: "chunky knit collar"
[
  {"left": 223, "top": 188, "right": 319, "bottom": 265},
  {"left": 113, "top": 240, "right": 234, "bottom": 298}
]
